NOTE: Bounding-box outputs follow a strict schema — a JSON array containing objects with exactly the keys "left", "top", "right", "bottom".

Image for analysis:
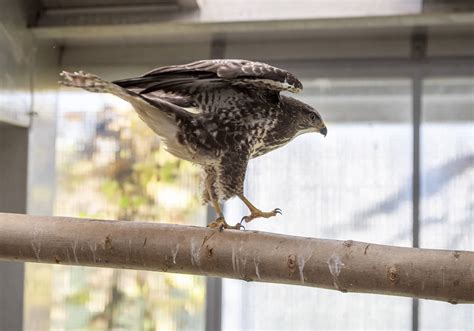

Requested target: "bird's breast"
[{"left": 249, "top": 125, "right": 295, "bottom": 157}]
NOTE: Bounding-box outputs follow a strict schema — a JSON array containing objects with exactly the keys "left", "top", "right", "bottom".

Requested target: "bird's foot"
[
  {"left": 208, "top": 217, "right": 244, "bottom": 231},
  {"left": 241, "top": 208, "right": 282, "bottom": 224}
]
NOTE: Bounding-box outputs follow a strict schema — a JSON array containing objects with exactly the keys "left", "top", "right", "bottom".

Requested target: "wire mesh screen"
[
  {"left": 223, "top": 78, "right": 414, "bottom": 330},
  {"left": 419, "top": 77, "right": 474, "bottom": 330}
]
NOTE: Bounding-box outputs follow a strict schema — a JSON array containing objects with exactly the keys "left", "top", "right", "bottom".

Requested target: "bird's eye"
[{"left": 310, "top": 113, "right": 318, "bottom": 121}]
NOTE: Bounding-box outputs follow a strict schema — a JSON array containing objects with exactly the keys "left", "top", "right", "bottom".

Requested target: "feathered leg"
[
  {"left": 215, "top": 152, "right": 282, "bottom": 225},
  {"left": 203, "top": 166, "right": 242, "bottom": 231}
]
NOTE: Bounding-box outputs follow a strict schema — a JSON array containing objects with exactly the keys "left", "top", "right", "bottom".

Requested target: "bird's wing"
[{"left": 113, "top": 59, "right": 303, "bottom": 97}]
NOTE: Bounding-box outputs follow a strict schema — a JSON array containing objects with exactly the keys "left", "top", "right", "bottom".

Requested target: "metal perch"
[{"left": 0, "top": 213, "right": 472, "bottom": 304}]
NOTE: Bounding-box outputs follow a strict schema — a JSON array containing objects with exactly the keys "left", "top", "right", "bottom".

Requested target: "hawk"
[{"left": 60, "top": 59, "right": 327, "bottom": 230}]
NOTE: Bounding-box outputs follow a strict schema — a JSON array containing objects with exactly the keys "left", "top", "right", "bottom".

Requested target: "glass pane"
[
  {"left": 24, "top": 91, "right": 206, "bottom": 331},
  {"left": 199, "top": 0, "right": 422, "bottom": 21},
  {"left": 223, "top": 78, "right": 413, "bottom": 329},
  {"left": 419, "top": 77, "right": 474, "bottom": 330}
]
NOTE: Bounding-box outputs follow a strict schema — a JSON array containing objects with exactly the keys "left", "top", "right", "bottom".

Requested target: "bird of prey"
[{"left": 60, "top": 59, "right": 327, "bottom": 230}]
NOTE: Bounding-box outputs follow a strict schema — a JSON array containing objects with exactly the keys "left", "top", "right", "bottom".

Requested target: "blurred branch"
[{"left": 0, "top": 212, "right": 472, "bottom": 304}]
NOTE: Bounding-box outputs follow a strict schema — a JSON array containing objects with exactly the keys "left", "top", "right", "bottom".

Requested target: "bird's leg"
[
  {"left": 204, "top": 175, "right": 243, "bottom": 231},
  {"left": 207, "top": 199, "right": 243, "bottom": 231},
  {"left": 238, "top": 194, "right": 282, "bottom": 224}
]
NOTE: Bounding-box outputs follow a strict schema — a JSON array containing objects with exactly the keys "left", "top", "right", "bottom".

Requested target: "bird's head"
[{"left": 282, "top": 96, "right": 327, "bottom": 137}]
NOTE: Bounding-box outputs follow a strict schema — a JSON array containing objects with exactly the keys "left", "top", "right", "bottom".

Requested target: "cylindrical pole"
[{"left": 0, "top": 213, "right": 472, "bottom": 303}]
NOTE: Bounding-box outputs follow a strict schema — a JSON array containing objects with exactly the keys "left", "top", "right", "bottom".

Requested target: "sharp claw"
[
  {"left": 207, "top": 222, "right": 218, "bottom": 229},
  {"left": 240, "top": 216, "right": 248, "bottom": 224},
  {"left": 275, "top": 208, "right": 282, "bottom": 215}
]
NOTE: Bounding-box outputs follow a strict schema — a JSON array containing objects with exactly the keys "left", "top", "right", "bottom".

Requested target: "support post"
[{"left": 411, "top": 29, "right": 427, "bottom": 331}]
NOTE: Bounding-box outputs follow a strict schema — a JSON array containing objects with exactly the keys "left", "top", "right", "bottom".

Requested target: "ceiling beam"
[{"left": 32, "top": 12, "right": 474, "bottom": 45}]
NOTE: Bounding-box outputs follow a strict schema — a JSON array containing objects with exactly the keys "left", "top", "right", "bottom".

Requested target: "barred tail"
[
  {"left": 59, "top": 71, "right": 137, "bottom": 101},
  {"left": 59, "top": 70, "right": 197, "bottom": 158},
  {"left": 59, "top": 70, "right": 194, "bottom": 119}
]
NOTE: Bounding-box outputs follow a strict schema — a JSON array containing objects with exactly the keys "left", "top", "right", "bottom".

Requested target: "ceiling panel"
[{"left": 41, "top": 0, "right": 178, "bottom": 9}]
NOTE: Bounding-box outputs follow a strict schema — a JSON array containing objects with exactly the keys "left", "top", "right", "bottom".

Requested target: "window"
[
  {"left": 21, "top": 61, "right": 473, "bottom": 331},
  {"left": 419, "top": 77, "right": 474, "bottom": 330},
  {"left": 223, "top": 78, "right": 413, "bottom": 330},
  {"left": 24, "top": 91, "right": 207, "bottom": 331}
]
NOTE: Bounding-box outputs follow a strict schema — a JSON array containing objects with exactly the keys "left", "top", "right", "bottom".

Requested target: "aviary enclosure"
[{"left": 0, "top": 1, "right": 473, "bottom": 330}]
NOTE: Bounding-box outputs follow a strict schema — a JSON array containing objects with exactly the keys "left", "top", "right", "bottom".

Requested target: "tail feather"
[
  {"left": 58, "top": 70, "right": 198, "bottom": 162},
  {"left": 59, "top": 71, "right": 194, "bottom": 118},
  {"left": 59, "top": 71, "right": 134, "bottom": 101}
]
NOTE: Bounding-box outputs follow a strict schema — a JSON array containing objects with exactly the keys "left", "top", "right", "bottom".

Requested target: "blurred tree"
[{"left": 49, "top": 99, "right": 206, "bottom": 330}]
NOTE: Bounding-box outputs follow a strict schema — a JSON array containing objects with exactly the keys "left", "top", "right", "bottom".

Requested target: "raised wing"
[{"left": 113, "top": 59, "right": 303, "bottom": 96}]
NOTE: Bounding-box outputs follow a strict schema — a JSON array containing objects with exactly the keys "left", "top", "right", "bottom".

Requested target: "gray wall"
[
  {"left": 0, "top": 126, "right": 28, "bottom": 213},
  {"left": 0, "top": 2, "right": 30, "bottom": 330},
  {"left": 0, "top": 125, "right": 28, "bottom": 331},
  {"left": 0, "top": 1, "right": 59, "bottom": 330}
]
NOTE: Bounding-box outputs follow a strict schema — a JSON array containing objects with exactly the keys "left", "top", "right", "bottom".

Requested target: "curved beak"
[{"left": 319, "top": 126, "right": 328, "bottom": 137}]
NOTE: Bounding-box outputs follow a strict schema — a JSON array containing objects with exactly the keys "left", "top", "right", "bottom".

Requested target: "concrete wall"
[
  {"left": 0, "top": 0, "right": 33, "bottom": 127},
  {"left": 0, "top": 125, "right": 27, "bottom": 331},
  {"left": 0, "top": 2, "right": 31, "bottom": 329}
]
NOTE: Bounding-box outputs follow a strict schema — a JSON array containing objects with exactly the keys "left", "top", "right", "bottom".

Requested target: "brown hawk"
[{"left": 59, "top": 59, "right": 327, "bottom": 230}]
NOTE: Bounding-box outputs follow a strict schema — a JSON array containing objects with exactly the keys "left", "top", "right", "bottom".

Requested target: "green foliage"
[
  {"left": 159, "top": 160, "right": 180, "bottom": 183},
  {"left": 66, "top": 289, "right": 91, "bottom": 305}
]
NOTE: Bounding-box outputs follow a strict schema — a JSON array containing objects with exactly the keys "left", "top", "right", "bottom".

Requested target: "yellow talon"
[
  {"left": 208, "top": 217, "right": 244, "bottom": 231},
  {"left": 238, "top": 194, "right": 282, "bottom": 224}
]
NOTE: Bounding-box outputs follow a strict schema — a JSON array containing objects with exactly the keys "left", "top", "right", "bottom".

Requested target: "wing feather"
[{"left": 113, "top": 59, "right": 303, "bottom": 95}]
